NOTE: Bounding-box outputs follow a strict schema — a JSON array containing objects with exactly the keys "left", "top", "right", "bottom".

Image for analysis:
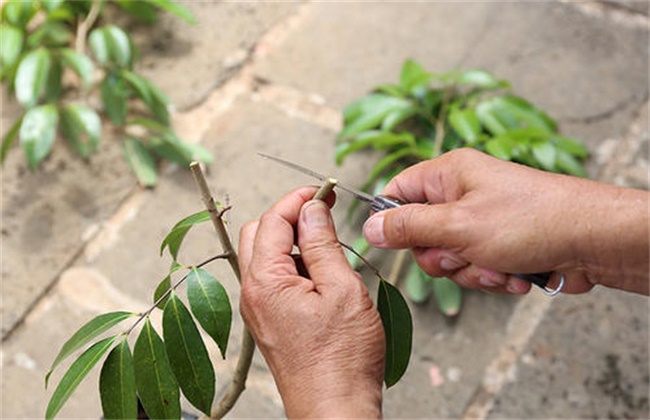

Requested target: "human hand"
[
  {"left": 363, "top": 148, "right": 649, "bottom": 295},
  {"left": 239, "top": 187, "right": 385, "bottom": 418}
]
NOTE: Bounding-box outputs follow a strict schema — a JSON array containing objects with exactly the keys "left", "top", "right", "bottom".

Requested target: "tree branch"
[
  {"left": 75, "top": 0, "right": 103, "bottom": 54},
  {"left": 189, "top": 162, "right": 256, "bottom": 419}
]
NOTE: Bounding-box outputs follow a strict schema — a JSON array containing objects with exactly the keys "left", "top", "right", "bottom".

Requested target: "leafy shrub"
[
  {"left": 1, "top": 0, "right": 211, "bottom": 186},
  {"left": 338, "top": 59, "right": 589, "bottom": 314}
]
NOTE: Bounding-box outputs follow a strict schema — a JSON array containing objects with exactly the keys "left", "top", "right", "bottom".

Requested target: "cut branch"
[{"left": 189, "top": 162, "right": 256, "bottom": 420}]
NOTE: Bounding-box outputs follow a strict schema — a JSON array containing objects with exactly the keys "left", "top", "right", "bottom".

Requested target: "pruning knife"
[{"left": 258, "top": 153, "right": 564, "bottom": 296}]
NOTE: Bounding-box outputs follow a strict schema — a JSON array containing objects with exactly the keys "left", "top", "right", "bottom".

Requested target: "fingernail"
[
  {"left": 363, "top": 214, "right": 385, "bottom": 246},
  {"left": 302, "top": 200, "right": 331, "bottom": 228},
  {"left": 440, "top": 257, "right": 464, "bottom": 271},
  {"left": 479, "top": 275, "right": 500, "bottom": 287},
  {"left": 506, "top": 278, "right": 526, "bottom": 294}
]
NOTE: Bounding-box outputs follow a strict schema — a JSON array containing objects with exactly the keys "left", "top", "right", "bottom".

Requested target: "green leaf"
[
  {"left": 146, "top": 0, "right": 196, "bottom": 24},
  {"left": 42, "top": 0, "right": 65, "bottom": 12},
  {"left": 88, "top": 27, "right": 109, "bottom": 65},
  {"left": 105, "top": 25, "right": 132, "bottom": 67},
  {"left": 340, "top": 94, "right": 412, "bottom": 140},
  {"left": 15, "top": 48, "right": 51, "bottom": 107},
  {"left": 381, "top": 106, "right": 419, "bottom": 132},
  {"left": 457, "top": 69, "right": 509, "bottom": 89},
  {"left": 448, "top": 106, "right": 481, "bottom": 142},
  {"left": 377, "top": 279, "right": 412, "bottom": 388},
  {"left": 362, "top": 148, "right": 416, "bottom": 191},
  {"left": 122, "top": 70, "right": 170, "bottom": 124},
  {"left": 101, "top": 73, "right": 129, "bottom": 125},
  {"left": 89, "top": 26, "right": 132, "bottom": 67},
  {"left": 19, "top": 104, "right": 58, "bottom": 169},
  {"left": 160, "top": 209, "right": 211, "bottom": 259},
  {"left": 556, "top": 150, "right": 586, "bottom": 177},
  {"left": 336, "top": 131, "right": 415, "bottom": 165},
  {"left": 46, "top": 336, "right": 118, "bottom": 419},
  {"left": 44, "top": 58, "right": 63, "bottom": 101},
  {"left": 163, "top": 292, "right": 215, "bottom": 415},
  {"left": 1, "top": 115, "right": 23, "bottom": 164},
  {"left": 133, "top": 318, "right": 181, "bottom": 419},
  {"left": 485, "top": 136, "right": 516, "bottom": 161},
  {"left": 399, "top": 59, "right": 432, "bottom": 93},
  {"left": 552, "top": 135, "right": 589, "bottom": 158},
  {"left": 498, "top": 96, "right": 557, "bottom": 132},
  {"left": 2, "top": 0, "right": 37, "bottom": 27},
  {"left": 186, "top": 267, "right": 232, "bottom": 358},
  {"left": 344, "top": 236, "right": 371, "bottom": 270},
  {"left": 100, "top": 339, "right": 138, "bottom": 420},
  {"left": 115, "top": 0, "right": 158, "bottom": 23},
  {"left": 46, "top": 311, "right": 135, "bottom": 387},
  {"left": 405, "top": 262, "right": 432, "bottom": 304},
  {"left": 58, "top": 48, "right": 94, "bottom": 89},
  {"left": 60, "top": 104, "right": 101, "bottom": 158},
  {"left": 531, "top": 141, "right": 556, "bottom": 171},
  {"left": 475, "top": 100, "right": 508, "bottom": 135},
  {"left": 0, "top": 24, "right": 23, "bottom": 68},
  {"left": 432, "top": 276, "right": 462, "bottom": 317},
  {"left": 27, "top": 21, "right": 71, "bottom": 48},
  {"left": 153, "top": 262, "right": 184, "bottom": 310},
  {"left": 123, "top": 137, "right": 158, "bottom": 187}
]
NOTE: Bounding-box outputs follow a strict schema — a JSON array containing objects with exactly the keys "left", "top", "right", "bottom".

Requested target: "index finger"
[{"left": 382, "top": 150, "right": 472, "bottom": 204}]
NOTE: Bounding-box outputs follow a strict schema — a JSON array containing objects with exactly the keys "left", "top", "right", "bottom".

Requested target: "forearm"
[{"left": 570, "top": 181, "right": 649, "bottom": 294}]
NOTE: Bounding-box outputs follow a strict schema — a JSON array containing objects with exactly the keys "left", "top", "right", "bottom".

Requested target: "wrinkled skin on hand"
[
  {"left": 364, "top": 148, "right": 649, "bottom": 295},
  {"left": 239, "top": 187, "right": 385, "bottom": 418}
]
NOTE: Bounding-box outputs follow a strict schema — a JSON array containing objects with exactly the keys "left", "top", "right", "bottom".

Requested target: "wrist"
[
  {"left": 571, "top": 183, "right": 649, "bottom": 294},
  {"left": 281, "top": 373, "right": 383, "bottom": 418}
]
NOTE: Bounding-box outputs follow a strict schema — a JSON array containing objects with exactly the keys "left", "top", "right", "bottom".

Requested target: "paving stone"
[
  {"left": 1, "top": 94, "right": 136, "bottom": 339},
  {"left": 488, "top": 288, "right": 649, "bottom": 419},
  {"left": 128, "top": 1, "right": 298, "bottom": 110}
]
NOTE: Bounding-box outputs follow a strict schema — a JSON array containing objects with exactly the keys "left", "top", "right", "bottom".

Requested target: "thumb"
[
  {"left": 363, "top": 203, "right": 459, "bottom": 249},
  {"left": 297, "top": 200, "right": 352, "bottom": 289}
]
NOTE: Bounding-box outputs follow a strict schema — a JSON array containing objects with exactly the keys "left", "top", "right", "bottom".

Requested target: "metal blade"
[{"left": 258, "top": 153, "right": 376, "bottom": 204}]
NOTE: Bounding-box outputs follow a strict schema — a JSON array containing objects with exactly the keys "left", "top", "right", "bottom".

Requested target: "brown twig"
[
  {"left": 75, "top": 0, "right": 103, "bottom": 54},
  {"left": 188, "top": 162, "right": 256, "bottom": 420}
]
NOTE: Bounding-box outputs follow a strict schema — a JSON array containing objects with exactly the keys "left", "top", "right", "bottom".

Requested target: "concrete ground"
[{"left": 1, "top": 1, "right": 649, "bottom": 418}]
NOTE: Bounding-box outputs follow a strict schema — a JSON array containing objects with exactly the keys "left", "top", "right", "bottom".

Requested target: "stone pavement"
[{"left": 1, "top": 1, "right": 648, "bottom": 418}]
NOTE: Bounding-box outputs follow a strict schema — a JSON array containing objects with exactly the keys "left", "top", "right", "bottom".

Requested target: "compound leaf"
[
  {"left": 531, "top": 141, "right": 556, "bottom": 171},
  {"left": 19, "top": 104, "right": 58, "bottom": 169},
  {"left": 340, "top": 94, "right": 412, "bottom": 140},
  {"left": 186, "top": 267, "right": 232, "bottom": 358},
  {"left": 153, "top": 262, "right": 184, "bottom": 309},
  {"left": 46, "top": 336, "right": 118, "bottom": 419},
  {"left": 15, "top": 47, "right": 50, "bottom": 107},
  {"left": 377, "top": 279, "right": 412, "bottom": 387},
  {"left": 46, "top": 311, "right": 135, "bottom": 387},
  {"left": 100, "top": 339, "right": 137, "bottom": 420},
  {"left": 133, "top": 318, "right": 180, "bottom": 419},
  {"left": 163, "top": 293, "right": 215, "bottom": 415}
]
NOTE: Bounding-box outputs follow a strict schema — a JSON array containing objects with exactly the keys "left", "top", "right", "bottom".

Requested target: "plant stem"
[
  {"left": 75, "top": 0, "right": 103, "bottom": 55},
  {"left": 340, "top": 241, "right": 387, "bottom": 283},
  {"left": 432, "top": 84, "right": 455, "bottom": 158},
  {"left": 188, "top": 162, "right": 256, "bottom": 420}
]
